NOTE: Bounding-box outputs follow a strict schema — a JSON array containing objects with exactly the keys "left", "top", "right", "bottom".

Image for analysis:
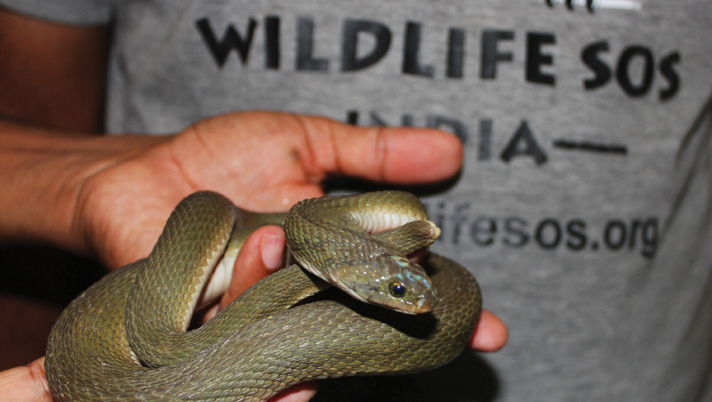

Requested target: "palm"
[
  {"left": 76, "top": 114, "right": 313, "bottom": 269},
  {"left": 74, "top": 112, "right": 462, "bottom": 269}
]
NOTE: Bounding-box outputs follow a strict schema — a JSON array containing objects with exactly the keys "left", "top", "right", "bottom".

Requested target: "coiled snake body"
[{"left": 45, "top": 191, "right": 482, "bottom": 401}]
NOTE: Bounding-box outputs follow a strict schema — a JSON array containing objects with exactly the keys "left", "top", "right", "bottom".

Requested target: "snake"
[{"left": 45, "top": 191, "right": 482, "bottom": 401}]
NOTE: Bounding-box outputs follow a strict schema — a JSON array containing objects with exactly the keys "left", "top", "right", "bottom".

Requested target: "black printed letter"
[
  {"left": 526, "top": 32, "right": 556, "bottom": 86},
  {"left": 481, "top": 30, "right": 514, "bottom": 79},
  {"left": 296, "top": 18, "right": 329, "bottom": 72},
  {"left": 447, "top": 28, "right": 465, "bottom": 78},
  {"left": 581, "top": 40, "right": 612, "bottom": 90},
  {"left": 402, "top": 21, "right": 434, "bottom": 77},
  {"left": 264, "top": 16, "right": 280, "bottom": 69},
  {"left": 616, "top": 45, "right": 654, "bottom": 97},
  {"left": 500, "top": 121, "right": 548, "bottom": 165},
  {"left": 196, "top": 18, "right": 257, "bottom": 68},
  {"left": 342, "top": 19, "right": 391, "bottom": 72},
  {"left": 659, "top": 51, "right": 680, "bottom": 101}
]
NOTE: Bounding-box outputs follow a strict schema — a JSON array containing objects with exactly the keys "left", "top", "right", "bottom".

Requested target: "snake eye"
[{"left": 388, "top": 281, "right": 406, "bottom": 297}]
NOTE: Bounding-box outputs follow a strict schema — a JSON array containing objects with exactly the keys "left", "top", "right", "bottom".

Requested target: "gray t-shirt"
[{"left": 4, "top": 1, "right": 712, "bottom": 401}]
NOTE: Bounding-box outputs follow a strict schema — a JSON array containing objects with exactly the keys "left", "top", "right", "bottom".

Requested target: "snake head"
[{"left": 336, "top": 254, "right": 439, "bottom": 314}]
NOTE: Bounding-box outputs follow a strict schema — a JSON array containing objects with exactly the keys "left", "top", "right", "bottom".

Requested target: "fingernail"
[{"left": 260, "top": 234, "right": 285, "bottom": 271}]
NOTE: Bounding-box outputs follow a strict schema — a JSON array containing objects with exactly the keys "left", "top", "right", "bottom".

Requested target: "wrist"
[{"left": 0, "top": 120, "right": 166, "bottom": 256}]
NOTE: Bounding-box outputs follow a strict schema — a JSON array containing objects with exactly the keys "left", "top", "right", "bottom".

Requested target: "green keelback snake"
[{"left": 45, "top": 191, "right": 482, "bottom": 401}]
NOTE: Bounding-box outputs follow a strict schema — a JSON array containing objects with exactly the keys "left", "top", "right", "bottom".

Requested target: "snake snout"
[{"left": 343, "top": 254, "right": 439, "bottom": 315}]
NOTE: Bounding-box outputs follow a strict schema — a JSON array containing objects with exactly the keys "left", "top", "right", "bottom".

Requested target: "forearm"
[
  {"left": 0, "top": 7, "right": 121, "bottom": 254},
  {"left": 0, "top": 7, "right": 108, "bottom": 133},
  {"left": 0, "top": 120, "right": 164, "bottom": 255}
]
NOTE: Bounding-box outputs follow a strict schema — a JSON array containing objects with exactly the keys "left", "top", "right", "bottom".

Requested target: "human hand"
[
  {"left": 212, "top": 225, "right": 508, "bottom": 402},
  {"left": 223, "top": 226, "right": 509, "bottom": 348},
  {"left": 0, "top": 110, "right": 502, "bottom": 401},
  {"left": 217, "top": 225, "right": 508, "bottom": 352},
  {"left": 0, "top": 226, "right": 506, "bottom": 402},
  {"left": 67, "top": 111, "right": 462, "bottom": 270}
]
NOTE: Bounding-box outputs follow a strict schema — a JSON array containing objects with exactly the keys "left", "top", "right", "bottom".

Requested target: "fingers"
[
  {"left": 219, "top": 222, "right": 508, "bottom": 354},
  {"left": 219, "top": 225, "right": 287, "bottom": 308},
  {"left": 294, "top": 114, "right": 463, "bottom": 184},
  {"left": 0, "top": 358, "right": 54, "bottom": 402},
  {"left": 0, "top": 354, "right": 318, "bottom": 402},
  {"left": 215, "top": 209, "right": 506, "bottom": 354},
  {"left": 469, "top": 309, "right": 508, "bottom": 352},
  {"left": 267, "top": 381, "right": 318, "bottom": 402},
  {"left": 216, "top": 225, "right": 319, "bottom": 402},
  {"left": 210, "top": 220, "right": 503, "bottom": 402},
  {"left": 73, "top": 111, "right": 463, "bottom": 272},
  {"left": 171, "top": 111, "right": 463, "bottom": 212}
]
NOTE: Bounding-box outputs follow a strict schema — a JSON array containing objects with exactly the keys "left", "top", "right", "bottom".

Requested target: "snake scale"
[{"left": 45, "top": 191, "right": 482, "bottom": 401}]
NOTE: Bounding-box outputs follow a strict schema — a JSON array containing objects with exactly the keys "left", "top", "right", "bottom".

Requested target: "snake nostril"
[{"left": 388, "top": 281, "right": 407, "bottom": 297}]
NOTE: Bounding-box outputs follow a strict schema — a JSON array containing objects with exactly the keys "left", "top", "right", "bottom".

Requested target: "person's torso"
[{"left": 104, "top": 1, "right": 712, "bottom": 400}]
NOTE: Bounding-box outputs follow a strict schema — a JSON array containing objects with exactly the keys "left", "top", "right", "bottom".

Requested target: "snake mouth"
[
  {"left": 363, "top": 289, "right": 437, "bottom": 314},
  {"left": 327, "top": 252, "right": 440, "bottom": 315}
]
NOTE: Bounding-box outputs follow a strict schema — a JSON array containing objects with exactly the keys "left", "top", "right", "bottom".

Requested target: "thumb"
[
  {"left": 0, "top": 358, "right": 54, "bottom": 402},
  {"left": 290, "top": 114, "right": 464, "bottom": 184},
  {"left": 220, "top": 225, "right": 287, "bottom": 308},
  {"left": 215, "top": 224, "right": 317, "bottom": 402}
]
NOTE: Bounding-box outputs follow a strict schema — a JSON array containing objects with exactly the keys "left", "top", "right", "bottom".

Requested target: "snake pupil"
[{"left": 388, "top": 281, "right": 406, "bottom": 297}]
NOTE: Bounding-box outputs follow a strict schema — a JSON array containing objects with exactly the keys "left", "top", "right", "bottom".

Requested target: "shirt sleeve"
[{"left": 0, "top": 0, "right": 113, "bottom": 26}]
